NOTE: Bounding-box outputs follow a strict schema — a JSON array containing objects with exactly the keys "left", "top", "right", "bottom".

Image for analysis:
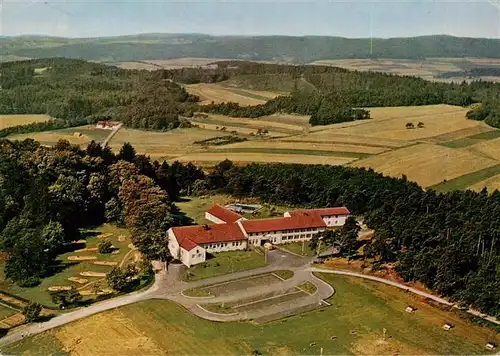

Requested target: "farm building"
[
  {"left": 168, "top": 204, "right": 350, "bottom": 267},
  {"left": 96, "top": 121, "right": 121, "bottom": 130}
]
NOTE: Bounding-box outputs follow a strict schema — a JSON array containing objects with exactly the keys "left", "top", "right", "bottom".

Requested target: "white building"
[
  {"left": 96, "top": 121, "right": 121, "bottom": 130},
  {"left": 167, "top": 222, "right": 247, "bottom": 267},
  {"left": 168, "top": 205, "right": 350, "bottom": 267}
]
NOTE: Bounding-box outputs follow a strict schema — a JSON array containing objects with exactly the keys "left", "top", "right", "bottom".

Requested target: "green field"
[
  {"left": 4, "top": 274, "right": 498, "bottom": 355},
  {"left": 182, "top": 250, "right": 268, "bottom": 282},
  {"left": 0, "top": 304, "right": 19, "bottom": 320},
  {"left": 176, "top": 194, "right": 291, "bottom": 225},
  {"left": 430, "top": 163, "right": 500, "bottom": 192}
]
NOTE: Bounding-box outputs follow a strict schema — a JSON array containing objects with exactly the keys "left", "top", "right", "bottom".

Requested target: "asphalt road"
[{"left": 0, "top": 249, "right": 497, "bottom": 348}]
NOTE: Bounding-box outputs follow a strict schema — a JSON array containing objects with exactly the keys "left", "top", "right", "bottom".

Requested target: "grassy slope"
[
  {"left": 0, "top": 224, "right": 132, "bottom": 307},
  {"left": 182, "top": 250, "right": 267, "bottom": 282},
  {"left": 4, "top": 274, "right": 498, "bottom": 355}
]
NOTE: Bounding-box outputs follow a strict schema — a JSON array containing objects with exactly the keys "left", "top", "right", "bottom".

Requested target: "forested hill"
[{"left": 2, "top": 34, "right": 500, "bottom": 62}]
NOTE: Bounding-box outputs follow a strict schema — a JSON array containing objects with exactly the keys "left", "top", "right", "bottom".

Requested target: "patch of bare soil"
[
  {"left": 75, "top": 247, "right": 98, "bottom": 253},
  {"left": 80, "top": 272, "right": 106, "bottom": 278},
  {"left": 55, "top": 309, "right": 164, "bottom": 356},
  {"left": 48, "top": 286, "right": 73, "bottom": 292},
  {"left": 93, "top": 261, "right": 118, "bottom": 266},
  {"left": 68, "top": 277, "right": 89, "bottom": 284},
  {"left": 2, "top": 313, "right": 25, "bottom": 327},
  {"left": 350, "top": 334, "right": 424, "bottom": 355},
  {"left": 67, "top": 256, "right": 97, "bottom": 261}
]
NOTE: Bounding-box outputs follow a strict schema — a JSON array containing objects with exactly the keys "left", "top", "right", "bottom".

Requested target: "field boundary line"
[
  {"left": 0, "top": 302, "right": 20, "bottom": 312},
  {"left": 196, "top": 304, "right": 239, "bottom": 317},
  {"left": 180, "top": 291, "right": 214, "bottom": 299}
]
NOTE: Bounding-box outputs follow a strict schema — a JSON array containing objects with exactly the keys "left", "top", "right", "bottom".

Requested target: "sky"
[{"left": 1, "top": 0, "right": 499, "bottom": 38}]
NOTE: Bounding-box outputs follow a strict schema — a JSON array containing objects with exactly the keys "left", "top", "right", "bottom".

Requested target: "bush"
[
  {"left": 98, "top": 239, "right": 113, "bottom": 254},
  {"left": 22, "top": 302, "right": 42, "bottom": 322}
]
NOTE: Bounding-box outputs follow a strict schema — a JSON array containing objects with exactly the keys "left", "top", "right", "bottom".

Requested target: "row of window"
[
  {"left": 283, "top": 234, "right": 311, "bottom": 241},
  {"left": 248, "top": 228, "right": 318, "bottom": 237},
  {"left": 206, "top": 241, "right": 243, "bottom": 249}
]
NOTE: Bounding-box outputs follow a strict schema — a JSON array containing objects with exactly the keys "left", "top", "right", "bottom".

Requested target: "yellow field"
[
  {"left": 214, "top": 140, "right": 388, "bottom": 154},
  {"left": 307, "top": 105, "right": 479, "bottom": 142},
  {"left": 286, "top": 132, "right": 409, "bottom": 148},
  {"left": 0, "top": 114, "right": 51, "bottom": 129},
  {"left": 108, "top": 128, "right": 223, "bottom": 158},
  {"left": 186, "top": 83, "right": 279, "bottom": 106},
  {"left": 174, "top": 152, "right": 355, "bottom": 165},
  {"left": 351, "top": 143, "right": 499, "bottom": 187},
  {"left": 467, "top": 138, "right": 500, "bottom": 161}
]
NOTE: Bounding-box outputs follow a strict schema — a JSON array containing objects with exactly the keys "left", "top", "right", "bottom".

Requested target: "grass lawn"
[
  {"left": 0, "top": 304, "right": 19, "bottom": 320},
  {"left": 176, "top": 195, "right": 233, "bottom": 224},
  {"left": 297, "top": 281, "right": 318, "bottom": 295},
  {"left": 280, "top": 241, "right": 328, "bottom": 257},
  {"left": 272, "top": 270, "right": 294, "bottom": 280},
  {"left": 182, "top": 287, "right": 212, "bottom": 298},
  {"left": 430, "top": 163, "right": 500, "bottom": 192},
  {"left": 176, "top": 194, "right": 292, "bottom": 224},
  {"left": 5, "top": 274, "right": 498, "bottom": 355},
  {"left": 0, "top": 224, "right": 133, "bottom": 308},
  {"left": 182, "top": 250, "right": 268, "bottom": 282}
]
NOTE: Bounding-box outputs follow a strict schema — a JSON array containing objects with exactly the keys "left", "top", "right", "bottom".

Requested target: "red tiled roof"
[
  {"left": 172, "top": 223, "right": 246, "bottom": 251},
  {"left": 290, "top": 207, "right": 350, "bottom": 217},
  {"left": 206, "top": 204, "right": 242, "bottom": 223},
  {"left": 241, "top": 214, "right": 326, "bottom": 233}
]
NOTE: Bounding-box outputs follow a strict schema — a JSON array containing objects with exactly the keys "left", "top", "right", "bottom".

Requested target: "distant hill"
[{"left": 1, "top": 34, "right": 500, "bottom": 63}]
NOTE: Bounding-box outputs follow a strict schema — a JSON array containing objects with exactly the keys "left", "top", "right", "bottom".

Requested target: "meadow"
[
  {"left": 0, "top": 114, "right": 51, "bottom": 129},
  {"left": 4, "top": 274, "right": 498, "bottom": 355}
]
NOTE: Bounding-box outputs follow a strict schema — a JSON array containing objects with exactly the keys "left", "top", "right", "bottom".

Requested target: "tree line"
[{"left": 202, "top": 162, "right": 500, "bottom": 318}]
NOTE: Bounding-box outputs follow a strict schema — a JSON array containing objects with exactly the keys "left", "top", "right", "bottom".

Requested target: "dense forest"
[
  {"left": 2, "top": 34, "right": 500, "bottom": 62},
  {"left": 2, "top": 58, "right": 500, "bottom": 129},
  {"left": 0, "top": 58, "right": 198, "bottom": 131},
  {"left": 0, "top": 138, "right": 205, "bottom": 287},
  {"left": 203, "top": 162, "right": 500, "bottom": 318}
]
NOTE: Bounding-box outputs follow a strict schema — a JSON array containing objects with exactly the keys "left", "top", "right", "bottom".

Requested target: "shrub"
[{"left": 98, "top": 239, "right": 113, "bottom": 254}]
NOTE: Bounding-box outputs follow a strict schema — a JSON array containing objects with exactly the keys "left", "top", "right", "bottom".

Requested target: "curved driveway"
[{"left": 0, "top": 250, "right": 498, "bottom": 348}]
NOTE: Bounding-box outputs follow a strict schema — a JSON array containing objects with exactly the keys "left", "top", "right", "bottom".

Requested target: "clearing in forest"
[
  {"left": 185, "top": 83, "right": 280, "bottom": 106},
  {"left": 0, "top": 114, "right": 51, "bottom": 129},
  {"left": 9, "top": 125, "right": 110, "bottom": 146}
]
